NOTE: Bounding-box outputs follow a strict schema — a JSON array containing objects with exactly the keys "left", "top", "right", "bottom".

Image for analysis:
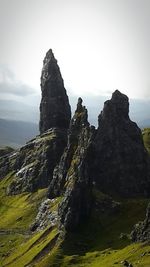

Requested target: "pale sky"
[{"left": 0, "top": 0, "right": 150, "bottom": 104}]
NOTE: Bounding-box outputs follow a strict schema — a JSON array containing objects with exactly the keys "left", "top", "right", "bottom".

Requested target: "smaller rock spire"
[
  {"left": 76, "top": 97, "right": 83, "bottom": 112},
  {"left": 72, "top": 97, "right": 89, "bottom": 127},
  {"left": 93, "top": 90, "right": 150, "bottom": 198},
  {"left": 98, "top": 89, "right": 129, "bottom": 126},
  {"left": 45, "top": 48, "right": 54, "bottom": 58}
]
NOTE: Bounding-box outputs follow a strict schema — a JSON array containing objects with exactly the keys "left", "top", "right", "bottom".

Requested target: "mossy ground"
[
  {"left": 1, "top": 173, "right": 150, "bottom": 266},
  {"left": 2, "top": 226, "right": 59, "bottom": 267},
  {"left": 0, "top": 172, "right": 47, "bottom": 231},
  {"left": 32, "top": 194, "right": 150, "bottom": 267},
  {"left": 142, "top": 128, "right": 150, "bottom": 154},
  {"left": 0, "top": 173, "right": 50, "bottom": 266},
  {"left": 52, "top": 197, "right": 149, "bottom": 267}
]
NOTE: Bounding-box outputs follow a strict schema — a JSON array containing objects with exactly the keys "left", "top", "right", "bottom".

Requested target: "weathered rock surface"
[
  {"left": 48, "top": 98, "right": 95, "bottom": 230},
  {"left": 4, "top": 128, "right": 67, "bottom": 195},
  {"left": 30, "top": 198, "right": 59, "bottom": 231},
  {"left": 92, "top": 90, "right": 150, "bottom": 197},
  {"left": 0, "top": 149, "right": 19, "bottom": 179},
  {"left": 39, "top": 49, "right": 71, "bottom": 134},
  {"left": 0, "top": 147, "right": 14, "bottom": 157},
  {"left": 131, "top": 202, "right": 150, "bottom": 242},
  {"left": 48, "top": 98, "right": 94, "bottom": 198}
]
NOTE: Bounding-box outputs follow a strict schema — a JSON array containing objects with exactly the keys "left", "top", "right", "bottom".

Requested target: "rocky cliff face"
[
  {"left": 92, "top": 90, "right": 150, "bottom": 197},
  {"left": 39, "top": 49, "right": 71, "bottom": 134},
  {"left": 2, "top": 129, "right": 67, "bottom": 195},
  {"left": 48, "top": 98, "right": 95, "bottom": 230},
  {"left": 131, "top": 202, "right": 150, "bottom": 242},
  {"left": 0, "top": 49, "right": 72, "bottom": 195}
]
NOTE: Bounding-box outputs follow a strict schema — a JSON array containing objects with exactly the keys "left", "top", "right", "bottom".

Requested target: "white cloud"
[
  {"left": 0, "top": 66, "right": 36, "bottom": 97},
  {"left": 0, "top": 0, "right": 150, "bottom": 100}
]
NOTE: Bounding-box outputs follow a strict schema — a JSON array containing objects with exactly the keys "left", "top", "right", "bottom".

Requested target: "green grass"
[
  {"left": 142, "top": 128, "right": 150, "bottom": 153},
  {"left": 0, "top": 173, "right": 48, "bottom": 265},
  {"left": 1, "top": 173, "right": 150, "bottom": 266},
  {"left": 40, "top": 196, "right": 149, "bottom": 267},
  {"left": 79, "top": 242, "right": 150, "bottom": 267},
  {"left": 2, "top": 226, "right": 59, "bottom": 267},
  {"left": 0, "top": 233, "right": 25, "bottom": 267},
  {"left": 0, "top": 173, "right": 47, "bottom": 231}
]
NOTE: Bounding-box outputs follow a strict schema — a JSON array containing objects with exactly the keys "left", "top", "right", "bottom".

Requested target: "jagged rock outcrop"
[
  {"left": 92, "top": 90, "right": 150, "bottom": 197},
  {"left": 0, "top": 147, "right": 14, "bottom": 157},
  {"left": 4, "top": 129, "right": 67, "bottom": 195},
  {"left": 131, "top": 202, "right": 150, "bottom": 242},
  {"left": 0, "top": 50, "right": 72, "bottom": 195},
  {"left": 39, "top": 49, "right": 71, "bottom": 134},
  {"left": 48, "top": 98, "right": 95, "bottom": 230},
  {"left": 30, "top": 198, "right": 59, "bottom": 231},
  {"left": 48, "top": 98, "right": 94, "bottom": 198}
]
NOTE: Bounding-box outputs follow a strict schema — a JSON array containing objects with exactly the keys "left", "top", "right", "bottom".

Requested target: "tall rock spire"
[{"left": 39, "top": 49, "right": 71, "bottom": 134}]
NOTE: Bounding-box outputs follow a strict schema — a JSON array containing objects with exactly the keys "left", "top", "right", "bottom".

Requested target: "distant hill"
[
  {"left": 0, "top": 99, "right": 39, "bottom": 123},
  {"left": 0, "top": 96, "right": 150, "bottom": 129},
  {"left": 138, "top": 119, "right": 150, "bottom": 129},
  {"left": 0, "top": 118, "right": 39, "bottom": 148}
]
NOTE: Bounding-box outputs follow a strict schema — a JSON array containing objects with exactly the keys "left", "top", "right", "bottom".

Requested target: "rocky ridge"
[
  {"left": 1, "top": 128, "right": 68, "bottom": 195},
  {"left": 131, "top": 203, "right": 150, "bottom": 242}
]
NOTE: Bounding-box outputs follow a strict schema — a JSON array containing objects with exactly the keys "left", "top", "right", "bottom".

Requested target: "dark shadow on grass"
[{"left": 61, "top": 198, "right": 149, "bottom": 256}]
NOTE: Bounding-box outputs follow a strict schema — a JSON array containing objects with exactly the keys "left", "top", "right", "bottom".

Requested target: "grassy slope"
[
  {"left": 142, "top": 128, "right": 150, "bottom": 154},
  {"left": 0, "top": 172, "right": 58, "bottom": 267},
  {"left": 30, "top": 196, "right": 150, "bottom": 267},
  {"left": 2, "top": 227, "right": 59, "bottom": 267},
  {"left": 0, "top": 172, "right": 47, "bottom": 231},
  {"left": 1, "top": 128, "right": 150, "bottom": 267},
  {"left": 0, "top": 176, "right": 150, "bottom": 267},
  {"left": 52, "top": 197, "right": 150, "bottom": 267}
]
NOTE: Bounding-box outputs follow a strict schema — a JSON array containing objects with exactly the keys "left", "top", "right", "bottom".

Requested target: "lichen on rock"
[
  {"left": 48, "top": 98, "right": 95, "bottom": 230},
  {"left": 6, "top": 128, "right": 68, "bottom": 195}
]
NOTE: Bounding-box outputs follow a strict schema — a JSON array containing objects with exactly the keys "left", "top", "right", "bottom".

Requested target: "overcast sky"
[{"left": 0, "top": 0, "right": 150, "bottom": 107}]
